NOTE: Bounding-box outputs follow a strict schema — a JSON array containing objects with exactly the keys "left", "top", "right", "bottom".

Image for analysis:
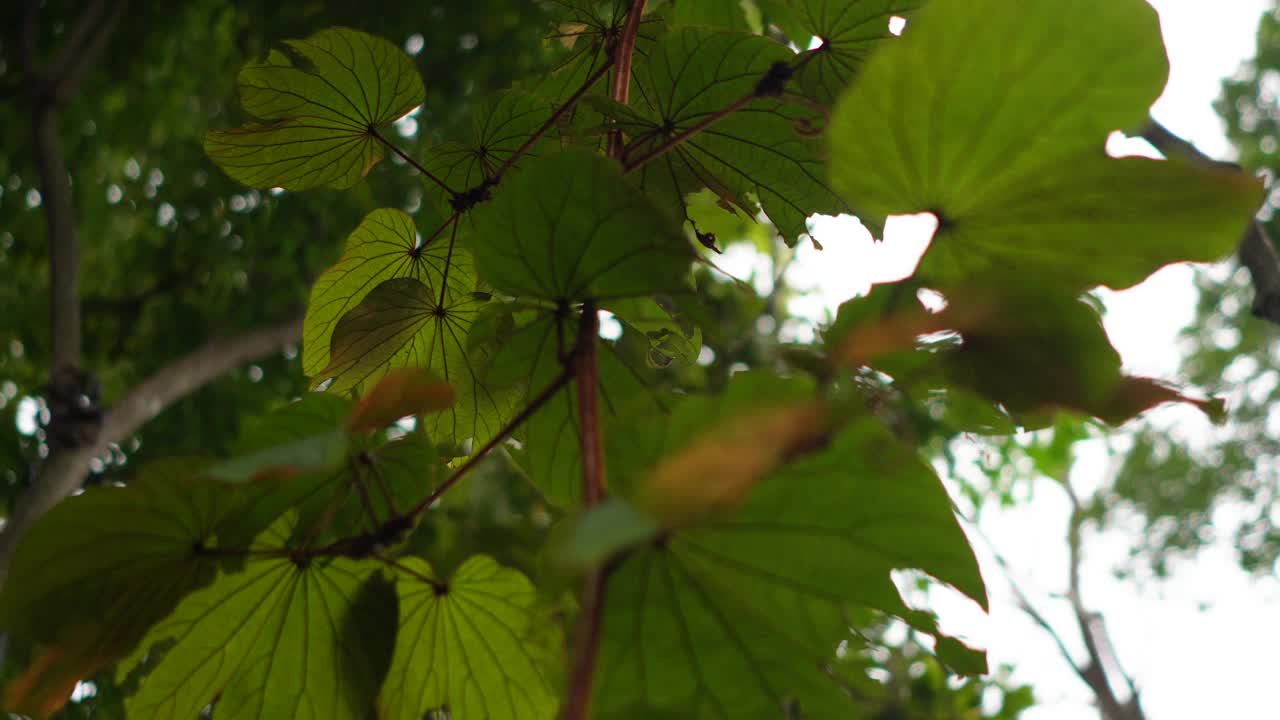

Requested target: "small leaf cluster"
[{"left": 0, "top": 1, "right": 1264, "bottom": 718}]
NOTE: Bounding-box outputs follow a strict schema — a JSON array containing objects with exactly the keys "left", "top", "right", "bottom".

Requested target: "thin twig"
[
  {"left": 623, "top": 94, "right": 752, "bottom": 172},
  {"left": 402, "top": 367, "right": 576, "bottom": 519},
  {"left": 494, "top": 59, "right": 616, "bottom": 181},
  {"left": 438, "top": 219, "right": 460, "bottom": 308},
  {"left": 376, "top": 553, "right": 447, "bottom": 593},
  {"left": 369, "top": 126, "right": 457, "bottom": 195}
]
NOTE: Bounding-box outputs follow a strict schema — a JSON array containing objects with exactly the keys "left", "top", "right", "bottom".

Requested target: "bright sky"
[{"left": 777, "top": 2, "right": 1279, "bottom": 718}]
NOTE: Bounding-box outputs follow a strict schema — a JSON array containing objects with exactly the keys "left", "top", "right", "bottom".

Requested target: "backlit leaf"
[
  {"left": 379, "top": 555, "right": 558, "bottom": 720},
  {"left": 828, "top": 0, "right": 1264, "bottom": 289},
  {"left": 206, "top": 28, "right": 424, "bottom": 190},
  {"left": 121, "top": 520, "right": 389, "bottom": 720}
]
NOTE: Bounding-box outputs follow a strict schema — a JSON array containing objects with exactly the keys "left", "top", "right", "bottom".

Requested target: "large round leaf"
[
  {"left": 206, "top": 28, "right": 424, "bottom": 190},
  {"left": 470, "top": 150, "right": 693, "bottom": 302},
  {"left": 828, "top": 0, "right": 1264, "bottom": 290}
]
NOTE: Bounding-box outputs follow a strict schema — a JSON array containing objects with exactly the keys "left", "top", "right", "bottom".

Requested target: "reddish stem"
[{"left": 606, "top": 0, "right": 648, "bottom": 160}]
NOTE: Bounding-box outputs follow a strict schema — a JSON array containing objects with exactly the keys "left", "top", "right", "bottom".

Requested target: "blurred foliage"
[{"left": 1097, "top": 1, "right": 1280, "bottom": 577}]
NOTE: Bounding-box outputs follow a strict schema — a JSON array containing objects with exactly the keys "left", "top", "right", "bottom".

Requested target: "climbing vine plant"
[{"left": 0, "top": 1, "right": 1263, "bottom": 718}]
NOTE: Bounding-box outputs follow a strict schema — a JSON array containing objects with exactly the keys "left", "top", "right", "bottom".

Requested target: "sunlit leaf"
[
  {"left": 828, "top": 0, "right": 1264, "bottom": 289},
  {"left": 206, "top": 27, "right": 424, "bottom": 190},
  {"left": 379, "top": 555, "right": 558, "bottom": 720},
  {"left": 470, "top": 150, "right": 693, "bottom": 302},
  {"left": 622, "top": 28, "right": 848, "bottom": 243},
  {"left": 0, "top": 460, "right": 231, "bottom": 716},
  {"left": 120, "top": 519, "right": 390, "bottom": 720}
]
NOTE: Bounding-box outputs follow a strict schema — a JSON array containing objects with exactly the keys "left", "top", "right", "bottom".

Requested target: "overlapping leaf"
[
  {"left": 594, "top": 376, "right": 987, "bottom": 717},
  {"left": 622, "top": 28, "right": 848, "bottom": 243},
  {"left": 318, "top": 275, "right": 517, "bottom": 449},
  {"left": 470, "top": 150, "right": 693, "bottom": 301},
  {"left": 206, "top": 28, "right": 424, "bottom": 190},
  {"left": 303, "top": 209, "right": 453, "bottom": 379},
  {"left": 379, "top": 555, "right": 558, "bottom": 720},
  {"left": 828, "top": 0, "right": 1264, "bottom": 289},
  {"left": 760, "top": 0, "right": 922, "bottom": 105},
  {"left": 120, "top": 519, "right": 390, "bottom": 720},
  {"left": 0, "top": 460, "right": 232, "bottom": 716},
  {"left": 306, "top": 211, "right": 515, "bottom": 448}
]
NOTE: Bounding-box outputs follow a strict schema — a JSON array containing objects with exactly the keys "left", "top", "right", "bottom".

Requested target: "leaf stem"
[
  {"left": 437, "top": 218, "right": 460, "bottom": 309},
  {"left": 494, "top": 59, "right": 616, "bottom": 181},
  {"left": 622, "top": 94, "right": 753, "bottom": 173},
  {"left": 376, "top": 553, "right": 447, "bottom": 593},
  {"left": 402, "top": 367, "right": 577, "bottom": 519},
  {"left": 564, "top": 309, "right": 609, "bottom": 720},
  {"left": 369, "top": 125, "right": 456, "bottom": 195},
  {"left": 606, "top": 0, "right": 648, "bottom": 160},
  {"left": 621, "top": 48, "right": 822, "bottom": 174}
]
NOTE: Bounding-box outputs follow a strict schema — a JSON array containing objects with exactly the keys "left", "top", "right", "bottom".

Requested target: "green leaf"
[
  {"left": 206, "top": 27, "right": 424, "bottom": 190},
  {"left": 828, "top": 0, "right": 1264, "bottom": 289},
  {"left": 761, "top": 0, "right": 921, "bottom": 105},
  {"left": 121, "top": 520, "right": 389, "bottom": 720},
  {"left": 623, "top": 28, "right": 848, "bottom": 243},
  {"left": 207, "top": 427, "right": 348, "bottom": 482},
  {"left": 470, "top": 150, "right": 693, "bottom": 302},
  {"left": 379, "top": 555, "right": 558, "bottom": 720},
  {"left": 595, "top": 377, "right": 986, "bottom": 717},
  {"left": 0, "top": 460, "right": 232, "bottom": 716},
  {"left": 668, "top": 0, "right": 754, "bottom": 31}
]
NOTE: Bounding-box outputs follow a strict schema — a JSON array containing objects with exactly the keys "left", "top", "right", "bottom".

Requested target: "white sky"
[{"left": 778, "top": 2, "right": 1280, "bottom": 718}]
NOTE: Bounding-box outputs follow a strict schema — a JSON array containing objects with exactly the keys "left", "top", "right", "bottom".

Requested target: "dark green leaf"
[
  {"left": 0, "top": 460, "right": 232, "bottom": 716},
  {"left": 762, "top": 0, "right": 921, "bottom": 105},
  {"left": 624, "top": 28, "right": 848, "bottom": 243},
  {"left": 206, "top": 28, "right": 424, "bottom": 190},
  {"left": 595, "top": 376, "right": 986, "bottom": 717},
  {"left": 470, "top": 150, "right": 693, "bottom": 302}
]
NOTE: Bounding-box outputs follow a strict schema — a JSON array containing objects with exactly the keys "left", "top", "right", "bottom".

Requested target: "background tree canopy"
[{"left": 0, "top": 1, "right": 1273, "bottom": 719}]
